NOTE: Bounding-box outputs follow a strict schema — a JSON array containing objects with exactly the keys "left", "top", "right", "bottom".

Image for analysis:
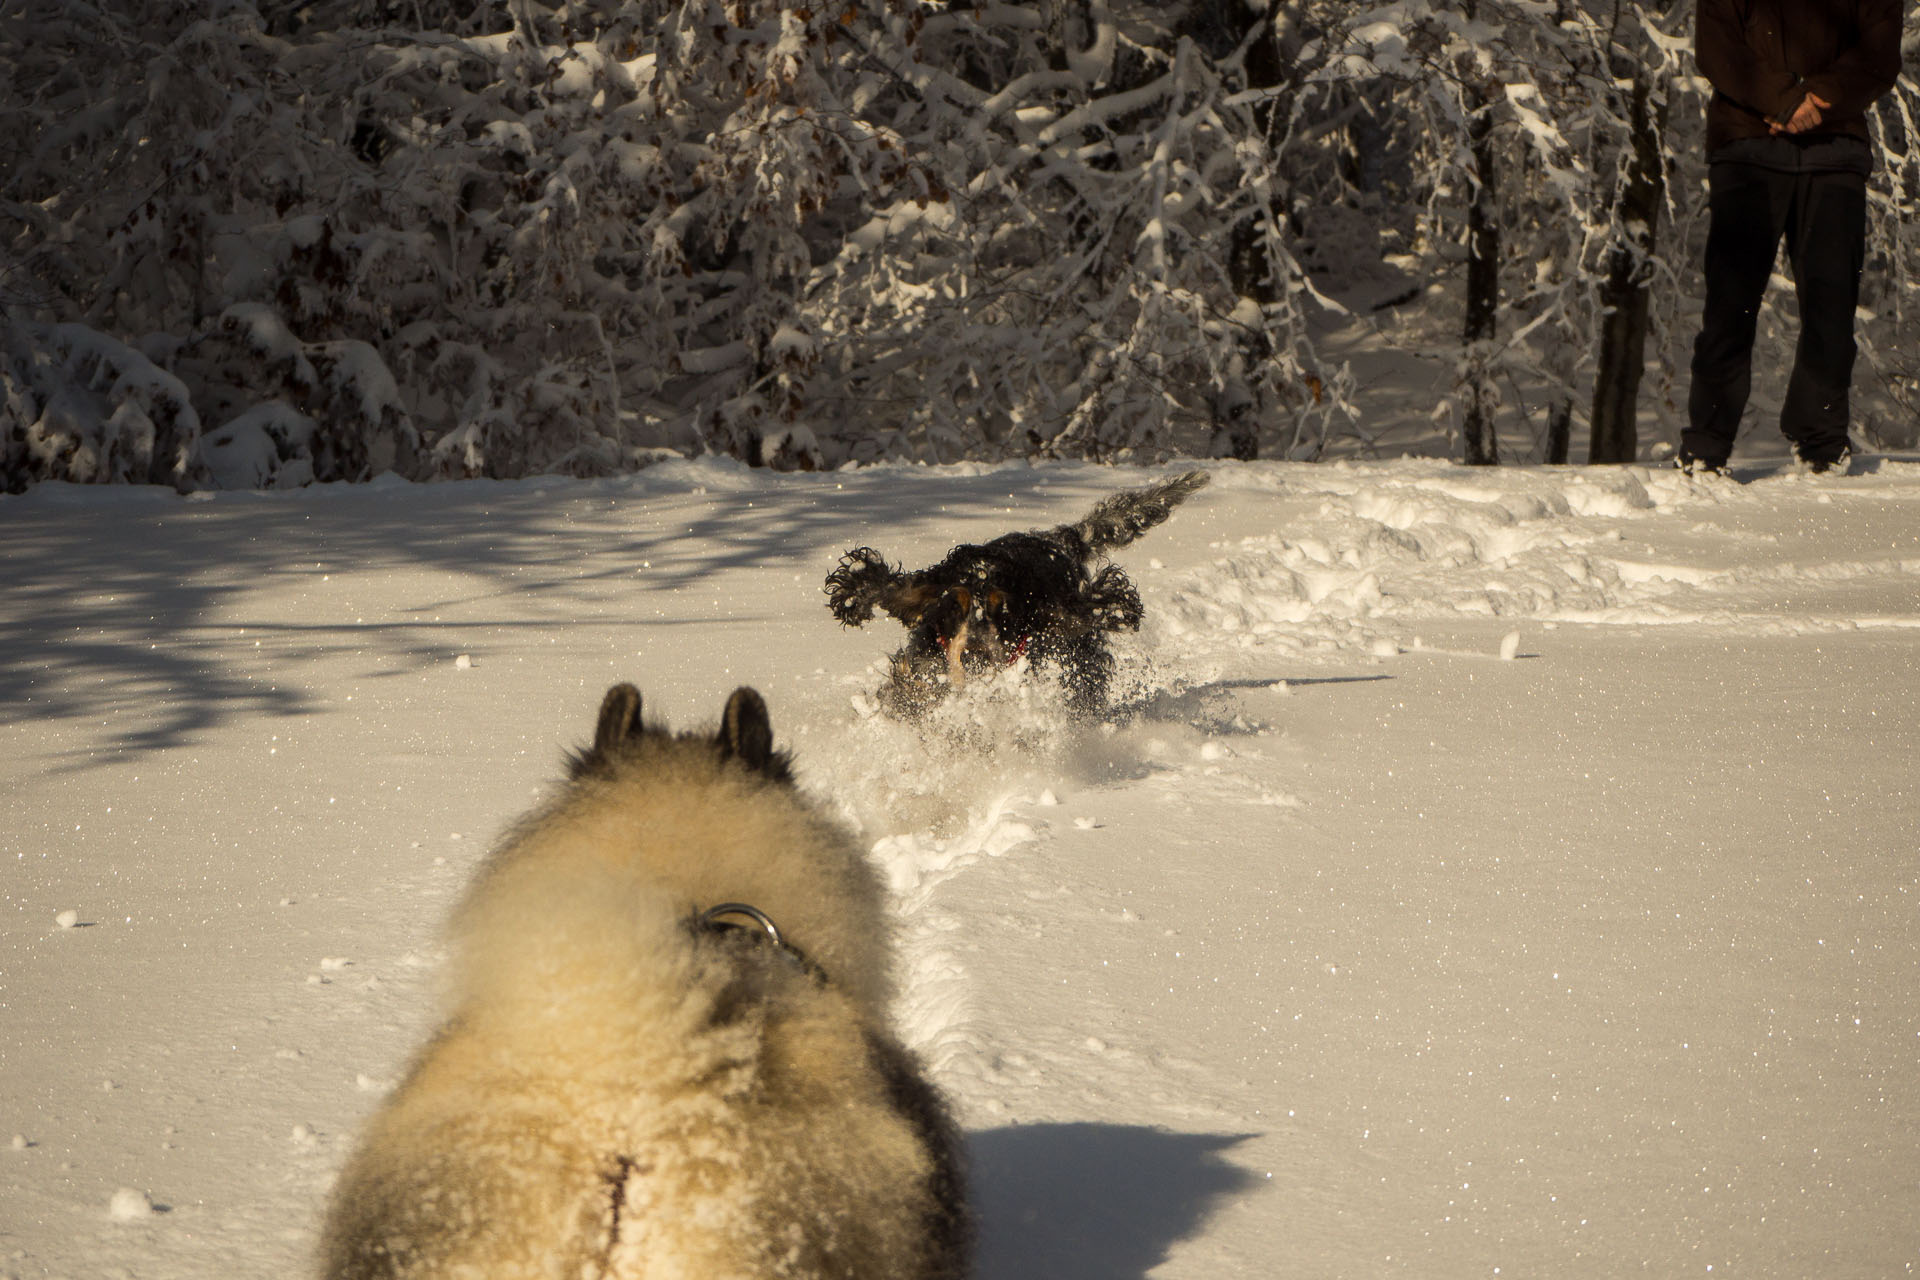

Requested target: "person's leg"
[
  {"left": 1685, "top": 162, "right": 1792, "bottom": 467},
  {"left": 1779, "top": 169, "right": 1869, "bottom": 465}
]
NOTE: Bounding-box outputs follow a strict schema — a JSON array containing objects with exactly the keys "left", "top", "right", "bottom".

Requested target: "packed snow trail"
[{"left": 2, "top": 456, "right": 1917, "bottom": 1279}]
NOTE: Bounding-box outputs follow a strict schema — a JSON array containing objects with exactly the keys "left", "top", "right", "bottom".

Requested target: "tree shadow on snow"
[
  {"left": 4, "top": 464, "right": 1166, "bottom": 762},
  {"left": 968, "top": 1123, "right": 1260, "bottom": 1280}
]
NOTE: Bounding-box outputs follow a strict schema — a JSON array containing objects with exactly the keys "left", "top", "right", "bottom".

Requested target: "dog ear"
[
  {"left": 595, "top": 683, "right": 644, "bottom": 753},
  {"left": 567, "top": 683, "right": 644, "bottom": 779},
  {"left": 824, "top": 547, "right": 896, "bottom": 626},
  {"left": 877, "top": 581, "right": 942, "bottom": 625},
  {"left": 718, "top": 687, "right": 776, "bottom": 774}
]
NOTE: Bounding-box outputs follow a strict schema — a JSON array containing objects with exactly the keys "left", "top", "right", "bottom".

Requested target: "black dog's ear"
[
  {"left": 824, "top": 547, "right": 895, "bottom": 626},
  {"left": 825, "top": 546, "right": 948, "bottom": 628},
  {"left": 718, "top": 686, "right": 776, "bottom": 774}
]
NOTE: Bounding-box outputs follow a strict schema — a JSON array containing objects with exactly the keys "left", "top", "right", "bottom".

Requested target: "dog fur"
[
  {"left": 824, "top": 470, "right": 1209, "bottom": 717},
  {"left": 319, "top": 684, "right": 969, "bottom": 1280}
]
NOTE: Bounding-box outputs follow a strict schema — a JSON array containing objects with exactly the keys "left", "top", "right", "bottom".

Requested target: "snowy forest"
[{"left": 5, "top": 0, "right": 1920, "bottom": 490}]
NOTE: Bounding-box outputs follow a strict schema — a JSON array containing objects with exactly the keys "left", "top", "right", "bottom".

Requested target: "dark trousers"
[{"left": 1684, "top": 161, "right": 1867, "bottom": 466}]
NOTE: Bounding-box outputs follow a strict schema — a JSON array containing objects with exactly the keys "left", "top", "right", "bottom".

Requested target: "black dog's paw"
[
  {"left": 1082, "top": 564, "right": 1144, "bottom": 632},
  {"left": 825, "top": 547, "right": 899, "bottom": 626}
]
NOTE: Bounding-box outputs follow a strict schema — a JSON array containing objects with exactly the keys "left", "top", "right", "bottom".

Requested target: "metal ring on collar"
[
  {"left": 698, "top": 902, "right": 784, "bottom": 948},
  {"left": 695, "top": 902, "right": 828, "bottom": 986}
]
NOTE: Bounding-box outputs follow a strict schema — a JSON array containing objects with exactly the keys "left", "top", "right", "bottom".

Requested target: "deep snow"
[{"left": 3, "top": 455, "right": 1917, "bottom": 1278}]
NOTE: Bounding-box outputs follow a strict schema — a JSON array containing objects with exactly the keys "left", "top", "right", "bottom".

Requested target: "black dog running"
[{"left": 825, "top": 471, "right": 1209, "bottom": 718}]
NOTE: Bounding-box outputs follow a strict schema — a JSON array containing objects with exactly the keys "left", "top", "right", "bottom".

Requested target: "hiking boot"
[
  {"left": 1800, "top": 446, "right": 1852, "bottom": 476},
  {"left": 1675, "top": 453, "right": 1730, "bottom": 479}
]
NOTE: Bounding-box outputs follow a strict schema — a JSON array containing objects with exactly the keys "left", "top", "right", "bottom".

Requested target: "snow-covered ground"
[{"left": 4, "top": 454, "right": 1917, "bottom": 1278}]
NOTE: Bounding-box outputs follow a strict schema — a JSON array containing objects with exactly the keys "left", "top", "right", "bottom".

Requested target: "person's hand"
[{"left": 1771, "top": 92, "right": 1832, "bottom": 135}]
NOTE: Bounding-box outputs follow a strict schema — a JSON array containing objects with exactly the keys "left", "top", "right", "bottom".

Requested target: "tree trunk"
[
  {"left": 1587, "top": 65, "right": 1667, "bottom": 462},
  {"left": 1545, "top": 399, "right": 1572, "bottom": 463},
  {"left": 1461, "top": 85, "right": 1500, "bottom": 466},
  {"left": 1225, "top": 0, "right": 1286, "bottom": 311}
]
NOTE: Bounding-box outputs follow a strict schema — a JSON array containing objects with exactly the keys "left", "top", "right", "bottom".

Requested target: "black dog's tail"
[{"left": 1067, "top": 470, "right": 1210, "bottom": 555}]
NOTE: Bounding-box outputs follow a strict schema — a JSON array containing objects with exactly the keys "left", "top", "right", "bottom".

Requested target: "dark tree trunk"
[
  {"left": 1545, "top": 399, "right": 1573, "bottom": 463},
  {"left": 1225, "top": 0, "right": 1287, "bottom": 311},
  {"left": 1588, "top": 71, "right": 1666, "bottom": 464},
  {"left": 1461, "top": 84, "right": 1500, "bottom": 466}
]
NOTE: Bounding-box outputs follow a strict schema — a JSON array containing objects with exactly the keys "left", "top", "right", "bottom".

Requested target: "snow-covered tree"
[
  {"left": 1311, "top": 0, "right": 1613, "bottom": 464},
  {"left": 5, "top": 0, "right": 1914, "bottom": 489},
  {"left": 1583, "top": 0, "right": 1689, "bottom": 464},
  {"left": 1300, "top": 0, "right": 1794, "bottom": 467},
  {"left": 3, "top": 0, "right": 1364, "bottom": 484},
  {"left": 1854, "top": 36, "right": 1920, "bottom": 451},
  {"left": 801, "top": 0, "right": 1358, "bottom": 462}
]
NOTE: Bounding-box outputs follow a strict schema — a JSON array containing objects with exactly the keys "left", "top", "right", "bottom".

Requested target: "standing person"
[{"left": 1681, "top": 0, "right": 1903, "bottom": 477}]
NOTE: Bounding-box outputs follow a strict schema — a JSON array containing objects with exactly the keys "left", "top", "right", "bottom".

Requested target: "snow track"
[{"left": 1156, "top": 462, "right": 1920, "bottom": 658}]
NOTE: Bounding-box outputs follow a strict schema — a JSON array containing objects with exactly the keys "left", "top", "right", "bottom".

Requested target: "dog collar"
[{"left": 695, "top": 902, "right": 827, "bottom": 984}]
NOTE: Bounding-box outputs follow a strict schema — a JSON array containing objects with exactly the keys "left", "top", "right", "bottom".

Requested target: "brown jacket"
[{"left": 1695, "top": 0, "right": 1904, "bottom": 154}]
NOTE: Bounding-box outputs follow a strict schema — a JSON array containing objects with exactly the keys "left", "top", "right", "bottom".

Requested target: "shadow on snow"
[
  {"left": 969, "top": 1122, "right": 1261, "bottom": 1280},
  {"left": 0, "top": 464, "right": 1184, "bottom": 762}
]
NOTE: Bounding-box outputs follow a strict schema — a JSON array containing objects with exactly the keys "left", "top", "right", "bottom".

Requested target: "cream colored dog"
[{"left": 320, "top": 684, "right": 969, "bottom": 1279}]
